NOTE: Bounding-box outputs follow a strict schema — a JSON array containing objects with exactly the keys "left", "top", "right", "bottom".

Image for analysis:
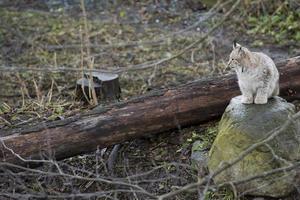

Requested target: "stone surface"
[
  {"left": 208, "top": 96, "right": 300, "bottom": 197},
  {"left": 191, "top": 140, "right": 208, "bottom": 176}
]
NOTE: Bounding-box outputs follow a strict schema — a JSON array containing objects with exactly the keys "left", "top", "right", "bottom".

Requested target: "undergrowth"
[{"left": 244, "top": 0, "right": 300, "bottom": 45}]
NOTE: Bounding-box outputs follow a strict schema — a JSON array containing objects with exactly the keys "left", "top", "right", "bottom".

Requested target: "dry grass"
[{"left": 0, "top": 1, "right": 299, "bottom": 199}]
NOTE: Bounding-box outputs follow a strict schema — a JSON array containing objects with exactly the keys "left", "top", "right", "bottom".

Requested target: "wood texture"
[
  {"left": 76, "top": 72, "right": 121, "bottom": 102},
  {"left": 1, "top": 56, "right": 300, "bottom": 165}
]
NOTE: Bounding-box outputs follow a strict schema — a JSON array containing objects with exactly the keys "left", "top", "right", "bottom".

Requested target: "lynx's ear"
[
  {"left": 233, "top": 40, "right": 237, "bottom": 49},
  {"left": 233, "top": 40, "right": 241, "bottom": 49},
  {"left": 238, "top": 46, "right": 247, "bottom": 57},
  {"left": 238, "top": 46, "right": 243, "bottom": 53}
]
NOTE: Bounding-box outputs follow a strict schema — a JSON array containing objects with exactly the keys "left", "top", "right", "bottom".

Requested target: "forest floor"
[{"left": 0, "top": 1, "right": 299, "bottom": 199}]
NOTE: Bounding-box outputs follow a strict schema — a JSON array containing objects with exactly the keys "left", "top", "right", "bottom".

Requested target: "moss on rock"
[{"left": 208, "top": 96, "right": 300, "bottom": 197}]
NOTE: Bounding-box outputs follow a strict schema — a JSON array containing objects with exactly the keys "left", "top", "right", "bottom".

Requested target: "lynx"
[{"left": 227, "top": 42, "right": 279, "bottom": 104}]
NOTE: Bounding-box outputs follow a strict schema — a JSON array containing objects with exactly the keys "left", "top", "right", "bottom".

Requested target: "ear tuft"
[
  {"left": 233, "top": 40, "right": 237, "bottom": 49},
  {"left": 238, "top": 46, "right": 242, "bottom": 53}
]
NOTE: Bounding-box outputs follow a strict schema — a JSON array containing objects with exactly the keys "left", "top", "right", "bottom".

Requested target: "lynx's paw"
[
  {"left": 241, "top": 95, "right": 253, "bottom": 104},
  {"left": 254, "top": 95, "right": 268, "bottom": 104}
]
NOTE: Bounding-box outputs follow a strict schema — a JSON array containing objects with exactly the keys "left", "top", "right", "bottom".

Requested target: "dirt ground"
[{"left": 0, "top": 1, "right": 300, "bottom": 199}]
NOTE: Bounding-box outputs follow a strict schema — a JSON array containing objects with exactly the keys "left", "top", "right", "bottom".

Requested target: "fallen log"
[{"left": 1, "top": 56, "right": 300, "bottom": 165}]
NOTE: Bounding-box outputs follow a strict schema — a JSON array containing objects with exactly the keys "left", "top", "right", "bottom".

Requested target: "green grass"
[
  {"left": 205, "top": 187, "right": 235, "bottom": 200},
  {"left": 246, "top": 3, "right": 300, "bottom": 44}
]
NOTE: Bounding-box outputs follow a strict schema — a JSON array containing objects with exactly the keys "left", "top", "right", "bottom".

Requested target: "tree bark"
[{"left": 1, "top": 56, "right": 300, "bottom": 166}]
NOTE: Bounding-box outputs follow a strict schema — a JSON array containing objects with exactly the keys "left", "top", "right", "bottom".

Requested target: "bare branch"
[{"left": 157, "top": 111, "right": 300, "bottom": 199}]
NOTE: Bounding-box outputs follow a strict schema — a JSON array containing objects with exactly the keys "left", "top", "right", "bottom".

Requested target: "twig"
[
  {"left": 80, "top": 0, "right": 98, "bottom": 106},
  {"left": 157, "top": 111, "right": 300, "bottom": 199},
  {"left": 127, "top": 0, "right": 240, "bottom": 72},
  {"left": 43, "top": 1, "right": 226, "bottom": 52},
  {"left": 0, "top": 0, "right": 237, "bottom": 75},
  {"left": 228, "top": 161, "right": 300, "bottom": 187},
  {"left": 107, "top": 144, "right": 121, "bottom": 176},
  {"left": 0, "top": 117, "right": 11, "bottom": 126},
  {"left": 0, "top": 162, "right": 156, "bottom": 198}
]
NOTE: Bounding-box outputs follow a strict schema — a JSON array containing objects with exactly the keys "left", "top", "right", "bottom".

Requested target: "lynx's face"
[{"left": 227, "top": 43, "right": 250, "bottom": 69}]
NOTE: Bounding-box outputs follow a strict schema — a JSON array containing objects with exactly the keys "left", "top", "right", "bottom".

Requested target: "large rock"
[{"left": 208, "top": 96, "right": 300, "bottom": 197}]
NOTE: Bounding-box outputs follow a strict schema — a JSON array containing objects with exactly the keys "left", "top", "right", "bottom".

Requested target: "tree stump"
[{"left": 76, "top": 72, "right": 121, "bottom": 103}]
